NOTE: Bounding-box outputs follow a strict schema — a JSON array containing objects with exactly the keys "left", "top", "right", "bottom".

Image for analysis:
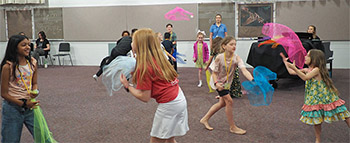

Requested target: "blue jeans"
[{"left": 1, "top": 100, "right": 34, "bottom": 143}]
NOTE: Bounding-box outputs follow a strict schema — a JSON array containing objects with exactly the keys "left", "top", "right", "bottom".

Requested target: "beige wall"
[
  {"left": 0, "top": 10, "right": 6, "bottom": 42},
  {"left": 276, "top": 0, "right": 350, "bottom": 41}
]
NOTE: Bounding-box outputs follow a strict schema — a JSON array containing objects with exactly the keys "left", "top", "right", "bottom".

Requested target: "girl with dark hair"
[
  {"left": 121, "top": 30, "right": 130, "bottom": 37},
  {"left": 165, "top": 23, "right": 178, "bottom": 72},
  {"left": 32, "top": 31, "right": 50, "bottom": 68},
  {"left": 1, "top": 35, "right": 40, "bottom": 142}
]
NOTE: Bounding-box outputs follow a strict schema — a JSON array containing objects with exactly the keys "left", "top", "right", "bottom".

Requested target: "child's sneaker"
[
  {"left": 92, "top": 74, "right": 98, "bottom": 81},
  {"left": 44, "top": 59, "right": 48, "bottom": 68},
  {"left": 197, "top": 80, "right": 202, "bottom": 87}
]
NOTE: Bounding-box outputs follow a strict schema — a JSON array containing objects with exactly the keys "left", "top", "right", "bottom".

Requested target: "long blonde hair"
[
  {"left": 132, "top": 28, "right": 178, "bottom": 84},
  {"left": 309, "top": 49, "right": 338, "bottom": 95}
]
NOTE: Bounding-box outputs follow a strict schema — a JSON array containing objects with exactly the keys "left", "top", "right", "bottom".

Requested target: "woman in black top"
[
  {"left": 32, "top": 31, "right": 50, "bottom": 68},
  {"left": 307, "top": 25, "right": 320, "bottom": 40},
  {"left": 307, "top": 25, "right": 325, "bottom": 52}
]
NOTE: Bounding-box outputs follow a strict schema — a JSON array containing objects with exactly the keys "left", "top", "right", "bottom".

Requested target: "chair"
[
  {"left": 322, "top": 42, "right": 333, "bottom": 77},
  {"left": 53, "top": 43, "right": 73, "bottom": 66},
  {"left": 38, "top": 51, "right": 54, "bottom": 67}
]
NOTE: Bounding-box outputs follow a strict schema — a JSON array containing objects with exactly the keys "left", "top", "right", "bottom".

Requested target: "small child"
[
  {"left": 1, "top": 35, "right": 40, "bottom": 142},
  {"left": 193, "top": 31, "right": 209, "bottom": 87},
  {"left": 200, "top": 36, "right": 253, "bottom": 135},
  {"left": 205, "top": 37, "right": 224, "bottom": 94},
  {"left": 93, "top": 36, "right": 132, "bottom": 81},
  {"left": 93, "top": 29, "right": 138, "bottom": 81},
  {"left": 206, "top": 36, "right": 243, "bottom": 97},
  {"left": 162, "top": 32, "right": 175, "bottom": 65},
  {"left": 281, "top": 49, "right": 350, "bottom": 143},
  {"left": 162, "top": 32, "right": 174, "bottom": 56},
  {"left": 156, "top": 32, "right": 176, "bottom": 64},
  {"left": 205, "top": 37, "right": 223, "bottom": 71}
]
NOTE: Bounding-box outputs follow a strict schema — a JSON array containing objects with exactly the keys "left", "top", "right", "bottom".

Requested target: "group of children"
[
  {"left": 193, "top": 30, "right": 350, "bottom": 142},
  {"left": 1, "top": 27, "right": 349, "bottom": 143}
]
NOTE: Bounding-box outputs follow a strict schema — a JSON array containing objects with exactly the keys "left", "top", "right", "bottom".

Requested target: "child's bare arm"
[
  {"left": 1, "top": 64, "right": 18, "bottom": 105},
  {"left": 31, "top": 59, "right": 39, "bottom": 98},
  {"left": 284, "top": 62, "right": 298, "bottom": 75},
  {"left": 120, "top": 74, "right": 151, "bottom": 102},
  {"left": 280, "top": 53, "right": 297, "bottom": 75},
  {"left": 128, "top": 87, "right": 151, "bottom": 102},
  {"left": 236, "top": 55, "right": 253, "bottom": 81},
  {"left": 212, "top": 57, "right": 224, "bottom": 90},
  {"left": 212, "top": 71, "right": 223, "bottom": 91},
  {"left": 204, "top": 56, "right": 214, "bottom": 70},
  {"left": 292, "top": 67, "right": 319, "bottom": 81},
  {"left": 1, "top": 64, "right": 38, "bottom": 107},
  {"left": 240, "top": 67, "right": 254, "bottom": 81}
]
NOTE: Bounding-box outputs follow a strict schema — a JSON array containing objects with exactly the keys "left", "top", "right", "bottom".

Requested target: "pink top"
[
  {"left": 7, "top": 61, "right": 35, "bottom": 100},
  {"left": 213, "top": 53, "right": 245, "bottom": 85},
  {"left": 193, "top": 41, "right": 209, "bottom": 63}
]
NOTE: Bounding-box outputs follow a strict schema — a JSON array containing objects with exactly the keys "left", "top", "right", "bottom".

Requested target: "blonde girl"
[
  {"left": 281, "top": 49, "right": 350, "bottom": 143},
  {"left": 200, "top": 36, "right": 253, "bottom": 135},
  {"left": 120, "top": 28, "right": 189, "bottom": 143},
  {"left": 193, "top": 32, "right": 209, "bottom": 87}
]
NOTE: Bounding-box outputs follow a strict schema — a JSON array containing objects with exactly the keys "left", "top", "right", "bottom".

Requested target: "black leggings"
[
  {"left": 95, "top": 53, "right": 125, "bottom": 77},
  {"left": 95, "top": 56, "right": 110, "bottom": 77}
]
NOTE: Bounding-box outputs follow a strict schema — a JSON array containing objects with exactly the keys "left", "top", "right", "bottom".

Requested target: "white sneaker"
[
  {"left": 92, "top": 74, "right": 98, "bottom": 81},
  {"left": 44, "top": 63, "right": 48, "bottom": 68},
  {"left": 197, "top": 80, "right": 202, "bottom": 87}
]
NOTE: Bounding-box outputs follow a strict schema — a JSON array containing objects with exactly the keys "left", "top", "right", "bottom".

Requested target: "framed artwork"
[{"left": 238, "top": 3, "right": 273, "bottom": 37}]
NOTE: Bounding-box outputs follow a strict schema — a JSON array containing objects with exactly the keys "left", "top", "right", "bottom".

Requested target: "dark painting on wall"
[
  {"left": 238, "top": 3, "right": 273, "bottom": 37},
  {"left": 240, "top": 4, "right": 272, "bottom": 26}
]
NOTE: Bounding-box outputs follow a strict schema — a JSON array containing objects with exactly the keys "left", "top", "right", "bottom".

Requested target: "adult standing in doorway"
[
  {"left": 165, "top": 23, "right": 178, "bottom": 72},
  {"left": 209, "top": 14, "right": 227, "bottom": 48}
]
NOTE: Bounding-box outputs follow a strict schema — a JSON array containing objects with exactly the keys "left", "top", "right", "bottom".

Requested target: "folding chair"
[{"left": 53, "top": 43, "right": 73, "bottom": 66}]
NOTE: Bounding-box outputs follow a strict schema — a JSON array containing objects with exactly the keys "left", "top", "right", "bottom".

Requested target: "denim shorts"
[{"left": 1, "top": 100, "right": 34, "bottom": 142}]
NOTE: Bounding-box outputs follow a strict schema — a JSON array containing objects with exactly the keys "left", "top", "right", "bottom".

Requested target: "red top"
[{"left": 136, "top": 65, "right": 179, "bottom": 103}]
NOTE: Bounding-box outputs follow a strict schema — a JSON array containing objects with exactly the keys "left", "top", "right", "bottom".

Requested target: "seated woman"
[
  {"left": 32, "top": 31, "right": 50, "bottom": 68},
  {"left": 307, "top": 25, "right": 324, "bottom": 52},
  {"left": 307, "top": 25, "right": 320, "bottom": 40}
]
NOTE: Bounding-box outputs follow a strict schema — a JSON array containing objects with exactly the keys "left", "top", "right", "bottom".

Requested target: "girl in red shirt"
[{"left": 120, "top": 28, "right": 188, "bottom": 143}]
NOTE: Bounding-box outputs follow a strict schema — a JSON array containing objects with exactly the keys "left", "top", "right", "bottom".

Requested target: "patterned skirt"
[
  {"left": 230, "top": 67, "right": 242, "bottom": 98},
  {"left": 300, "top": 79, "right": 350, "bottom": 125}
]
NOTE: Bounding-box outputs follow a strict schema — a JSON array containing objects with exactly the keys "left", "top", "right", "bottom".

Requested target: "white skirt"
[{"left": 150, "top": 88, "right": 189, "bottom": 139}]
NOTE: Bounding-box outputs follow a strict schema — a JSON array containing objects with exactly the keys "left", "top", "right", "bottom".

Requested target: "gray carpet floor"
[{"left": 1, "top": 66, "right": 349, "bottom": 143}]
